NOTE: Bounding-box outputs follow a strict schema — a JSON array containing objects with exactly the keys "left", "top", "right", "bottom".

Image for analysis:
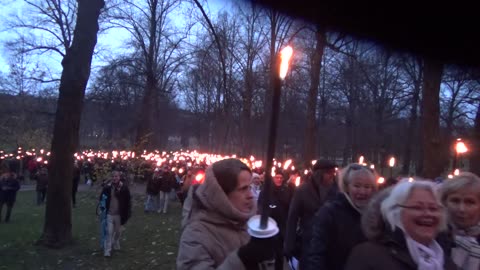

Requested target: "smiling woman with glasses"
[{"left": 345, "top": 179, "right": 457, "bottom": 270}]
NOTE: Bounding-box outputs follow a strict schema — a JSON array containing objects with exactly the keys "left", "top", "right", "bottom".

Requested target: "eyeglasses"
[{"left": 396, "top": 204, "right": 443, "bottom": 214}]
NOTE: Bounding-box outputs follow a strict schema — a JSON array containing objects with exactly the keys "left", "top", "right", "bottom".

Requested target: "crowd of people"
[
  {"left": 177, "top": 158, "right": 480, "bottom": 270},
  {"left": 2, "top": 147, "right": 480, "bottom": 270}
]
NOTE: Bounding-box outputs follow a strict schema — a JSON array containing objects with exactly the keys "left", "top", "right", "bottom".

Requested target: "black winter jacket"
[
  {"left": 258, "top": 184, "right": 293, "bottom": 238},
  {"left": 146, "top": 177, "right": 161, "bottom": 195},
  {"left": 284, "top": 178, "right": 337, "bottom": 257},
  {"left": 99, "top": 183, "right": 132, "bottom": 225},
  {"left": 304, "top": 192, "right": 365, "bottom": 270},
  {"left": 158, "top": 172, "right": 175, "bottom": 192},
  {"left": 0, "top": 174, "right": 20, "bottom": 203}
]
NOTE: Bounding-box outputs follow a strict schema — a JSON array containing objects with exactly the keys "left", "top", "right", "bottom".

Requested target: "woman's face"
[
  {"left": 228, "top": 170, "right": 255, "bottom": 214},
  {"left": 400, "top": 188, "right": 442, "bottom": 245},
  {"left": 445, "top": 187, "right": 480, "bottom": 229},
  {"left": 346, "top": 175, "right": 376, "bottom": 209}
]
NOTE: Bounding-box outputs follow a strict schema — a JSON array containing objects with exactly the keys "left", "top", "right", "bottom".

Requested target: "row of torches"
[{"left": 1, "top": 147, "right": 464, "bottom": 184}]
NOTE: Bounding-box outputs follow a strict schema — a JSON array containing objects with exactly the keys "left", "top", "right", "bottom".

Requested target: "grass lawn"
[{"left": 0, "top": 188, "right": 182, "bottom": 270}]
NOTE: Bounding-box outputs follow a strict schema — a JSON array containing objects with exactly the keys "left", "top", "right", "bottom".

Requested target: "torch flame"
[
  {"left": 295, "top": 176, "right": 301, "bottom": 187},
  {"left": 195, "top": 173, "right": 204, "bottom": 183},
  {"left": 454, "top": 169, "right": 460, "bottom": 176},
  {"left": 283, "top": 159, "right": 292, "bottom": 170},
  {"left": 389, "top": 157, "right": 396, "bottom": 167},
  {"left": 358, "top": 156, "right": 364, "bottom": 164},
  {"left": 456, "top": 140, "right": 468, "bottom": 154},
  {"left": 377, "top": 177, "right": 385, "bottom": 184},
  {"left": 279, "top": 46, "right": 293, "bottom": 80},
  {"left": 448, "top": 174, "right": 453, "bottom": 179}
]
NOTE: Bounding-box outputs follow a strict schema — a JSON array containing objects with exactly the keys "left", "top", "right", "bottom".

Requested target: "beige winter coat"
[{"left": 176, "top": 166, "right": 255, "bottom": 270}]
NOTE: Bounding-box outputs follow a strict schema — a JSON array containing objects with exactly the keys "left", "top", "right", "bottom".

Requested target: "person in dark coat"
[
  {"left": 98, "top": 170, "right": 132, "bottom": 257},
  {"left": 284, "top": 159, "right": 337, "bottom": 267},
  {"left": 72, "top": 161, "right": 81, "bottom": 208},
  {"left": 345, "top": 180, "right": 458, "bottom": 270},
  {"left": 0, "top": 164, "right": 20, "bottom": 223},
  {"left": 158, "top": 168, "right": 175, "bottom": 214},
  {"left": 145, "top": 168, "right": 161, "bottom": 213},
  {"left": 35, "top": 166, "right": 48, "bottom": 205},
  {"left": 258, "top": 170, "right": 293, "bottom": 270},
  {"left": 305, "top": 163, "right": 377, "bottom": 270}
]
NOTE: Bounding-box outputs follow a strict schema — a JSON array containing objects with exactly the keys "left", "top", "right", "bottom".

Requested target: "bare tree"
[
  {"left": 421, "top": 58, "right": 444, "bottom": 179},
  {"left": 235, "top": 2, "right": 267, "bottom": 155},
  {"left": 5, "top": 0, "right": 77, "bottom": 83},
  {"left": 399, "top": 55, "right": 423, "bottom": 175},
  {"left": 37, "top": 0, "right": 105, "bottom": 248},
  {"left": 109, "top": 0, "right": 189, "bottom": 150}
]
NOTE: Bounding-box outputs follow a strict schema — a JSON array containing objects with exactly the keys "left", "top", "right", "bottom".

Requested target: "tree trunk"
[
  {"left": 38, "top": 0, "right": 104, "bottom": 248},
  {"left": 135, "top": 75, "right": 156, "bottom": 151},
  {"left": 241, "top": 69, "right": 254, "bottom": 156},
  {"left": 470, "top": 102, "right": 480, "bottom": 175},
  {"left": 421, "top": 58, "right": 444, "bottom": 179},
  {"left": 304, "top": 26, "right": 326, "bottom": 166},
  {"left": 402, "top": 81, "right": 421, "bottom": 175}
]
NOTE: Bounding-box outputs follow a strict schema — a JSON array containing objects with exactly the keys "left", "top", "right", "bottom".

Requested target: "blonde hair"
[
  {"left": 338, "top": 163, "right": 377, "bottom": 193},
  {"left": 439, "top": 172, "right": 480, "bottom": 205}
]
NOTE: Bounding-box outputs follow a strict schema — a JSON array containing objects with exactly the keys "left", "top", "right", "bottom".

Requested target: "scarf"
[
  {"left": 452, "top": 224, "right": 480, "bottom": 270},
  {"left": 343, "top": 192, "right": 362, "bottom": 214},
  {"left": 405, "top": 235, "right": 444, "bottom": 270}
]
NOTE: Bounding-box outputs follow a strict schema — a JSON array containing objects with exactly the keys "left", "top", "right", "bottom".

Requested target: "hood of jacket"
[
  {"left": 192, "top": 166, "right": 256, "bottom": 227},
  {"left": 361, "top": 186, "right": 394, "bottom": 241}
]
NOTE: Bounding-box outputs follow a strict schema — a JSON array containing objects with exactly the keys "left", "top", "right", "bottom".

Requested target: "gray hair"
[
  {"left": 380, "top": 179, "right": 447, "bottom": 232},
  {"left": 439, "top": 172, "right": 480, "bottom": 205},
  {"left": 338, "top": 163, "right": 377, "bottom": 193}
]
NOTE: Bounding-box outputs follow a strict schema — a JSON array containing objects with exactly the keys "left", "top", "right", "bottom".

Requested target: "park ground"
[{"left": 0, "top": 185, "right": 181, "bottom": 270}]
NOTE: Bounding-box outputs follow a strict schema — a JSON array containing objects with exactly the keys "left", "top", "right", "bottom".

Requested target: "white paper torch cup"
[{"left": 247, "top": 214, "right": 279, "bottom": 239}]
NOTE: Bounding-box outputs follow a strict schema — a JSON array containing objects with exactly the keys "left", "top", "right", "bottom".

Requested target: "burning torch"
[
  {"left": 389, "top": 157, "right": 395, "bottom": 178},
  {"left": 248, "top": 46, "right": 293, "bottom": 239}
]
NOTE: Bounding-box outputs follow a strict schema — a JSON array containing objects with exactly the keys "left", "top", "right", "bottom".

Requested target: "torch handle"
[{"left": 260, "top": 73, "right": 282, "bottom": 229}]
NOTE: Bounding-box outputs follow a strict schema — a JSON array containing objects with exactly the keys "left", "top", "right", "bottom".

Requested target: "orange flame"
[
  {"left": 195, "top": 173, "right": 205, "bottom": 183},
  {"left": 358, "top": 156, "right": 364, "bottom": 164},
  {"left": 279, "top": 46, "right": 293, "bottom": 80},
  {"left": 456, "top": 140, "right": 468, "bottom": 154},
  {"left": 283, "top": 159, "right": 292, "bottom": 170},
  {"left": 377, "top": 177, "right": 385, "bottom": 184},
  {"left": 295, "top": 176, "right": 301, "bottom": 187},
  {"left": 389, "top": 157, "right": 396, "bottom": 167}
]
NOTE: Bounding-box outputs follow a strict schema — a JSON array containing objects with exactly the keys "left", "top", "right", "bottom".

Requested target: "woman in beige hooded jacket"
[{"left": 177, "top": 159, "right": 275, "bottom": 270}]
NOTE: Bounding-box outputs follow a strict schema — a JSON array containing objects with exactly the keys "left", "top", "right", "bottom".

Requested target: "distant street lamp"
[{"left": 453, "top": 138, "right": 468, "bottom": 170}]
